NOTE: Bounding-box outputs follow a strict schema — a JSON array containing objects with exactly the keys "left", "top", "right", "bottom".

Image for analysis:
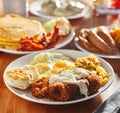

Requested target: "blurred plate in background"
[{"left": 30, "top": 0, "right": 91, "bottom": 19}]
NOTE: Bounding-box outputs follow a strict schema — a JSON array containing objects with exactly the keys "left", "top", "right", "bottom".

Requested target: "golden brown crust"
[
  {"left": 30, "top": 73, "right": 101, "bottom": 101},
  {"left": 77, "top": 30, "right": 103, "bottom": 53},
  {"left": 48, "top": 82, "right": 79, "bottom": 101},
  {"left": 76, "top": 27, "right": 118, "bottom": 55},
  {"left": 97, "top": 26, "right": 117, "bottom": 53},
  {"left": 30, "top": 77, "right": 49, "bottom": 98},
  {"left": 88, "top": 29, "right": 115, "bottom": 54},
  {"left": 87, "top": 74, "right": 101, "bottom": 95}
]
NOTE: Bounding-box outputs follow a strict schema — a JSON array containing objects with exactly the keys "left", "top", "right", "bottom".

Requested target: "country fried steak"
[
  {"left": 30, "top": 77, "right": 49, "bottom": 98},
  {"left": 30, "top": 74, "right": 101, "bottom": 101},
  {"left": 48, "top": 82, "right": 79, "bottom": 101}
]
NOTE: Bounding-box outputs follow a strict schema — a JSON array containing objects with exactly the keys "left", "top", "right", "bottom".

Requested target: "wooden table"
[{"left": 0, "top": 1, "right": 120, "bottom": 113}]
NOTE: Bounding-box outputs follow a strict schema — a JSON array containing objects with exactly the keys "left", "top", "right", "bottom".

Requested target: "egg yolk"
[
  {"left": 55, "top": 61, "right": 67, "bottom": 68},
  {"left": 35, "top": 63, "right": 49, "bottom": 73},
  {"left": 51, "top": 67, "right": 62, "bottom": 74}
]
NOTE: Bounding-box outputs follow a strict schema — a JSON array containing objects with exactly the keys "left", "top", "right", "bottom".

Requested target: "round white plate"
[
  {"left": 3, "top": 49, "right": 114, "bottom": 105},
  {"left": 74, "top": 37, "right": 120, "bottom": 59},
  {"left": 29, "top": 0, "right": 91, "bottom": 20},
  {"left": 0, "top": 26, "right": 75, "bottom": 54}
]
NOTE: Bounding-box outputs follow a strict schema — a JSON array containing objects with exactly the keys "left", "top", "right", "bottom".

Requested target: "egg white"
[{"left": 30, "top": 52, "right": 76, "bottom": 77}]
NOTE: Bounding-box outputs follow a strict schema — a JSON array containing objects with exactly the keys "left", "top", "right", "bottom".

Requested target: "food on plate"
[
  {"left": 0, "top": 14, "right": 71, "bottom": 51},
  {"left": 76, "top": 26, "right": 117, "bottom": 55},
  {"left": 48, "top": 81, "right": 79, "bottom": 101},
  {"left": 5, "top": 52, "right": 111, "bottom": 101},
  {"left": 0, "top": 14, "right": 45, "bottom": 50},
  {"left": 5, "top": 65, "right": 39, "bottom": 89},
  {"left": 30, "top": 67, "right": 101, "bottom": 101},
  {"left": 29, "top": 52, "right": 75, "bottom": 67},
  {"left": 75, "top": 54, "right": 101, "bottom": 69},
  {"left": 41, "top": 0, "right": 85, "bottom": 17},
  {"left": 75, "top": 55, "right": 110, "bottom": 87},
  {"left": 77, "top": 29, "right": 101, "bottom": 53},
  {"left": 110, "top": 27, "right": 120, "bottom": 51},
  {"left": 87, "top": 74, "right": 101, "bottom": 95},
  {"left": 17, "top": 26, "right": 61, "bottom": 51},
  {"left": 30, "top": 76, "right": 79, "bottom": 101},
  {"left": 30, "top": 77, "right": 49, "bottom": 98},
  {"left": 44, "top": 17, "right": 71, "bottom": 37},
  {"left": 97, "top": 26, "right": 116, "bottom": 52},
  {"left": 88, "top": 29, "right": 115, "bottom": 54}
]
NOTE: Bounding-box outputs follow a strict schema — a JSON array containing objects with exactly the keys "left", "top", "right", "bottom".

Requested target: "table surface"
[{"left": 0, "top": 0, "right": 120, "bottom": 113}]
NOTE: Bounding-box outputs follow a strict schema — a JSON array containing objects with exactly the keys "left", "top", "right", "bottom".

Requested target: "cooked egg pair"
[
  {"left": 30, "top": 52, "right": 75, "bottom": 75},
  {"left": 35, "top": 60, "right": 75, "bottom": 76},
  {"left": 5, "top": 52, "right": 76, "bottom": 89}
]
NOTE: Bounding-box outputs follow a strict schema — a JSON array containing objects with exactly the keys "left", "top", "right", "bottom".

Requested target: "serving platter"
[
  {"left": 29, "top": 0, "right": 91, "bottom": 19},
  {"left": 3, "top": 49, "right": 114, "bottom": 105},
  {"left": 74, "top": 37, "right": 120, "bottom": 59}
]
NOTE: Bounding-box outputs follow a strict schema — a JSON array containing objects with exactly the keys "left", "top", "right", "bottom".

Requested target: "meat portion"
[
  {"left": 76, "top": 26, "right": 117, "bottom": 55},
  {"left": 97, "top": 26, "right": 117, "bottom": 53},
  {"left": 87, "top": 74, "right": 101, "bottom": 95},
  {"left": 30, "top": 71, "right": 101, "bottom": 101},
  {"left": 48, "top": 82, "right": 79, "bottom": 101},
  {"left": 77, "top": 29, "right": 103, "bottom": 53},
  {"left": 88, "top": 29, "right": 115, "bottom": 54},
  {"left": 30, "top": 77, "right": 49, "bottom": 98},
  {"left": 30, "top": 77, "right": 79, "bottom": 101}
]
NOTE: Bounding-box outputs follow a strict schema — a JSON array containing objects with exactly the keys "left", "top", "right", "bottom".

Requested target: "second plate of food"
[
  {"left": 0, "top": 14, "right": 75, "bottom": 54},
  {"left": 29, "top": 0, "right": 91, "bottom": 19},
  {"left": 74, "top": 26, "right": 120, "bottom": 59}
]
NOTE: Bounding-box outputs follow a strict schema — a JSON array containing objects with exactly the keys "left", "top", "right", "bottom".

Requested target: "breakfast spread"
[
  {"left": 0, "top": 14, "right": 71, "bottom": 51},
  {"left": 4, "top": 52, "right": 111, "bottom": 101}
]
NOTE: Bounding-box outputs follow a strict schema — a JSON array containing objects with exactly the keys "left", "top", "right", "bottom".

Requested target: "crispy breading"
[
  {"left": 87, "top": 74, "right": 101, "bottom": 95},
  {"left": 30, "top": 77, "right": 49, "bottom": 98},
  {"left": 48, "top": 82, "right": 79, "bottom": 101},
  {"left": 30, "top": 72, "right": 101, "bottom": 101}
]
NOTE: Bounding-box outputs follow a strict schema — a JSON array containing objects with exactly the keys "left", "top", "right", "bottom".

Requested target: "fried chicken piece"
[
  {"left": 30, "top": 71, "right": 101, "bottom": 100},
  {"left": 30, "top": 77, "right": 49, "bottom": 98},
  {"left": 87, "top": 74, "right": 101, "bottom": 95},
  {"left": 48, "top": 82, "right": 79, "bottom": 101}
]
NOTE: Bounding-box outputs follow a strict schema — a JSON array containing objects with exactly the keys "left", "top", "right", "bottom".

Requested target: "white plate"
[
  {"left": 74, "top": 37, "right": 120, "bottom": 59},
  {"left": 29, "top": 0, "right": 91, "bottom": 20},
  {"left": 0, "top": 26, "right": 75, "bottom": 54},
  {"left": 3, "top": 49, "right": 114, "bottom": 105}
]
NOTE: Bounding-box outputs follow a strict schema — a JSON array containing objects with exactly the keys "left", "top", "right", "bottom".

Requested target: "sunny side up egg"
[{"left": 30, "top": 52, "right": 75, "bottom": 77}]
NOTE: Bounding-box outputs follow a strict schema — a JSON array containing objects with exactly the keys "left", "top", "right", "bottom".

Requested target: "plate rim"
[
  {"left": 3, "top": 49, "right": 114, "bottom": 105},
  {"left": 29, "top": 0, "right": 91, "bottom": 19}
]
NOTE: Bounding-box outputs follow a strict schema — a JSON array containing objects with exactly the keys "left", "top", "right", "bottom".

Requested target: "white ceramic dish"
[
  {"left": 3, "top": 49, "right": 114, "bottom": 105},
  {"left": 74, "top": 37, "right": 120, "bottom": 59},
  {"left": 29, "top": 0, "right": 91, "bottom": 20}
]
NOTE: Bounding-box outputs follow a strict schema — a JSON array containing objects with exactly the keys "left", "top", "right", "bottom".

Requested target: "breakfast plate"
[
  {"left": 3, "top": 49, "right": 114, "bottom": 105},
  {"left": 74, "top": 36, "right": 120, "bottom": 59},
  {"left": 29, "top": 0, "right": 91, "bottom": 19},
  {"left": 0, "top": 27, "right": 75, "bottom": 55}
]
